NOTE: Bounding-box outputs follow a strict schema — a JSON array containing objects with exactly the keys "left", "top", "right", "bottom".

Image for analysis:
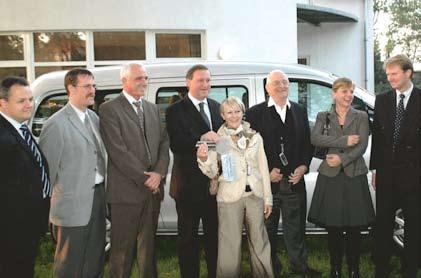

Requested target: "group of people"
[{"left": 0, "top": 54, "right": 419, "bottom": 278}]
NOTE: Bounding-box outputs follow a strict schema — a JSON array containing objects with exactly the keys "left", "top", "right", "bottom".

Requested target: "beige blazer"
[
  {"left": 311, "top": 107, "right": 369, "bottom": 178},
  {"left": 198, "top": 122, "right": 272, "bottom": 206}
]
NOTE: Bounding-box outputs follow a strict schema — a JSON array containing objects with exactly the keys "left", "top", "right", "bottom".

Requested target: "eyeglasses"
[{"left": 75, "top": 84, "right": 97, "bottom": 90}]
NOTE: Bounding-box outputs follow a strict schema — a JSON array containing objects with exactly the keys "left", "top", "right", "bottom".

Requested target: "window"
[
  {"left": 93, "top": 32, "right": 145, "bottom": 60},
  {"left": 35, "top": 66, "right": 78, "bottom": 78},
  {"left": 156, "top": 34, "right": 201, "bottom": 58},
  {"left": 0, "top": 67, "right": 26, "bottom": 81},
  {"left": 34, "top": 32, "right": 87, "bottom": 62},
  {"left": 32, "top": 89, "right": 121, "bottom": 137},
  {"left": 156, "top": 85, "right": 248, "bottom": 124},
  {"left": 0, "top": 35, "right": 24, "bottom": 60}
]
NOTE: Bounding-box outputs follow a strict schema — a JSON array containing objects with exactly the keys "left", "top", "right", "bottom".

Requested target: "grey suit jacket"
[
  {"left": 311, "top": 107, "right": 369, "bottom": 177},
  {"left": 99, "top": 93, "right": 169, "bottom": 204},
  {"left": 39, "top": 104, "right": 107, "bottom": 226}
]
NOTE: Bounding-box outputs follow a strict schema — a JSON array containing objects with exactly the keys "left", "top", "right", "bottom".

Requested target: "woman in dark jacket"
[{"left": 308, "top": 78, "right": 375, "bottom": 278}]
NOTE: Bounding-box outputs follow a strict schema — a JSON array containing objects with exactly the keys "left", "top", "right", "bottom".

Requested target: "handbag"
[{"left": 313, "top": 112, "right": 330, "bottom": 159}]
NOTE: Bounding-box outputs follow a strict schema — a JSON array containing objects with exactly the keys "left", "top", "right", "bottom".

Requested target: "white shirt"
[
  {"left": 396, "top": 82, "right": 413, "bottom": 109},
  {"left": 267, "top": 97, "right": 291, "bottom": 123},
  {"left": 68, "top": 102, "right": 104, "bottom": 184},
  {"left": 0, "top": 111, "right": 25, "bottom": 138},
  {"left": 188, "top": 92, "right": 212, "bottom": 129},
  {"left": 122, "top": 90, "right": 143, "bottom": 114}
]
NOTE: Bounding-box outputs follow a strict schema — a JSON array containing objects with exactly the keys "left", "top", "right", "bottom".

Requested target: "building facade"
[{"left": 0, "top": 0, "right": 374, "bottom": 91}]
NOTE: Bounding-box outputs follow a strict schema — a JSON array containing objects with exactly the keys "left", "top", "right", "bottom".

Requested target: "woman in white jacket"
[{"left": 197, "top": 96, "right": 273, "bottom": 278}]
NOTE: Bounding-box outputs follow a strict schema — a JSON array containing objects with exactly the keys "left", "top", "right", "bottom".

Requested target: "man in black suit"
[
  {"left": 245, "top": 70, "right": 320, "bottom": 277},
  {"left": 370, "top": 54, "right": 421, "bottom": 278},
  {"left": 0, "top": 76, "right": 50, "bottom": 277},
  {"left": 166, "top": 64, "right": 223, "bottom": 278}
]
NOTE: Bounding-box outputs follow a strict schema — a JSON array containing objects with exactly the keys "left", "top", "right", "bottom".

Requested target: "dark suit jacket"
[
  {"left": 99, "top": 93, "right": 169, "bottom": 204},
  {"left": 0, "top": 114, "right": 50, "bottom": 249},
  {"left": 166, "top": 97, "right": 223, "bottom": 201},
  {"left": 370, "top": 86, "right": 421, "bottom": 193},
  {"left": 245, "top": 100, "right": 312, "bottom": 193}
]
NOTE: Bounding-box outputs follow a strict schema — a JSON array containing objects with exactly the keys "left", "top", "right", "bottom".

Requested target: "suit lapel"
[
  {"left": 183, "top": 97, "right": 211, "bottom": 131},
  {"left": 0, "top": 114, "right": 40, "bottom": 166},
  {"left": 343, "top": 108, "right": 358, "bottom": 131},
  {"left": 65, "top": 104, "right": 95, "bottom": 146},
  {"left": 208, "top": 99, "right": 220, "bottom": 132},
  {"left": 117, "top": 93, "right": 142, "bottom": 129},
  {"left": 399, "top": 88, "right": 419, "bottom": 142}
]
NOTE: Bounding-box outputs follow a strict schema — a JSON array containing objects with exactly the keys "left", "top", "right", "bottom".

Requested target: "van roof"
[{"left": 31, "top": 61, "right": 334, "bottom": 98}]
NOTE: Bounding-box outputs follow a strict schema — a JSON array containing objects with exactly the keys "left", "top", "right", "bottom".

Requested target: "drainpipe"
[{"left": 364, "top": 0, "right": 375, "bottom": 92}]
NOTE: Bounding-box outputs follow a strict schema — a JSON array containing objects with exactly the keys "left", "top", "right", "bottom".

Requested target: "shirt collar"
[
  {"left": 69, "top": 102, "right": 87, "bottom": 122},
  {"left": 396, "top": 82, "right": 413, "bottom": 99},
  {"left": 0, "top": 111, "right": 25, "bottom": 131},
  {"left": 188, "top": 92, "right": 208, "bottom": 107},
  {"left": 267, "top": 97, "right": 291, "bottom": 109},
  {"left": 122, "top": 90, "right": 143, "bottom": 105}
]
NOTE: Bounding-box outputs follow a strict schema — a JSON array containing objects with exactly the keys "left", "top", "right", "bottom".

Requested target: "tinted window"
[
  {"left": 156, "top": 85, "right": 248, "bottom": 124},
  {"left": 32, "top": 89, "right": 120, "bottom": 137}
]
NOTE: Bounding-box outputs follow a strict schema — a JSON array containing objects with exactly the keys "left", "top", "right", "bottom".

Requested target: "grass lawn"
[{"left": 35, "top": 234, "right": 408, "bottom": 277}]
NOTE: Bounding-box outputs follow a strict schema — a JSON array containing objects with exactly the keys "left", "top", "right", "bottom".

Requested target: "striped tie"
[{"left": 20, "top": 124, "right": 51, "bottom": 198}]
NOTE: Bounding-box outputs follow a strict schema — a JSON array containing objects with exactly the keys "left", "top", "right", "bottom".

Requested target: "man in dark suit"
[
  {"left": 245, "top": 70, "right": 320, "bottom": 277},
  {"left": 166, "top": 64, "right": 223, "bottom": 278},
  {"left": 39, "top": 69, "right": 107, "bottom": 277},
  {"left": 370, "top": 54, "right": 421, "bottom": 278},
  {"left": 99, "top": 62, "right": 169, "bottom": 277},
  {"left": 0, "top": 76, "right": 50, "bottom": 277}
]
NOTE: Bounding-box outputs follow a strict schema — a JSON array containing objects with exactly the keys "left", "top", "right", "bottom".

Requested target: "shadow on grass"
[{"left": 35, "top": 234, "right": 408, "bottom": 278}]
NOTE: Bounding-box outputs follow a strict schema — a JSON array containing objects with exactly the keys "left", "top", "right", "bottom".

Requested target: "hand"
[
  {"left": 326, "top": 154, "right": 342, "bottom": 167},
  {"left": 144, "top": 171, "right": 162, "bottom": 192},
  {"left": 200, "top": 131, "right": 220, "bottom": 143},
  {"left": 288, "top": 165, "right": 307, "bottom": 185},
  {"left": 372, "top": 172, "right": 376, "bottom": 190},
  {"left": 196, "top": 142, "right": 209, "bottom": 162},
  {"left": 264, "top": 205, "right": 272, "bottom": 219},
  {"left": 270, "top": 168, "right": 283, "bottom": 183},
  {"left": 347, "top": 135, "right": 360, "bottom": 146}
]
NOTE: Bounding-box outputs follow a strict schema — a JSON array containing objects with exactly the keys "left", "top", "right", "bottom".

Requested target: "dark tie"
[
  {"left": 393, "top": 94, "right": 405, "bottom": 148},
  {"left": 199, "top": 102, "right": 211, "bottom": 129},
  {"left": 20, "top": 124, "right": 51, "bottom": 198},
  {"left": 133, "top": 101, "right": 152, "bottom": 166},
  {"left": 84, "top": 115, "right": 106, "bottom": 177}
]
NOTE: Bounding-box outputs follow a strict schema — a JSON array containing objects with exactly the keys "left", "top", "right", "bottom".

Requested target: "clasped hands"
[{"left": 270, "top": 165, "right": 307, "bottom": 185}]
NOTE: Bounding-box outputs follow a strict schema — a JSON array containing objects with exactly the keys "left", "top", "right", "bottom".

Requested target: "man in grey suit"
[
  {"left": 39, "top": 68, "right": 106, "bottom": 277},
  {"left": 99, "top": 62, "right": 169, "bottom": 277}
]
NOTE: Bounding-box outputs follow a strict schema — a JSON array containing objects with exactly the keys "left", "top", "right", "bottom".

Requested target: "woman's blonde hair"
[
  {"left": 220, "top": 96, "right": 245, "bottom": 114},
  {"left": 332, "top": 77, "right": 355, "bottom": 92}
]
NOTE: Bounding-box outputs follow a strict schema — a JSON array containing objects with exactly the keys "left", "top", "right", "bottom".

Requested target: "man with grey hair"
[
  {"left": 99, "top": 62, "right": 169, "bottom": 277},
  {"left": 0, "top": 76, "right": 50, "bottom": 277},
  {"left": 246, "top": 70, "right": 320, "bottom": 277}
]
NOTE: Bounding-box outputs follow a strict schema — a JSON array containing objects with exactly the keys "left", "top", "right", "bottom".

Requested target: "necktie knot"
[
  {"left": 399, "top": 94, "right": 405, "bottom": 100},
  {"left": 199, "top": 102, "right": 204, "bottom": 109},
  {"left": 133, "top": 100, "right": 143, "bottom": 110},
  {"left": 20, "top": 123, "right": 29, "bottom": 132}
]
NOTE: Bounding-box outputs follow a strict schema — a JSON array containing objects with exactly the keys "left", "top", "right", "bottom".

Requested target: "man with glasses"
[
  {"left": 246, "top": 70, "right": 320, "bottom": 277},
  {"left": 39, "top": 68, "right": 107, "bottom": 277}
]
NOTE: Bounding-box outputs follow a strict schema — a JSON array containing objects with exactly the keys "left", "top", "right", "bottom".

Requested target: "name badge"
[{"left": 221, "top": 154, "right": 236, "bottom": 182}]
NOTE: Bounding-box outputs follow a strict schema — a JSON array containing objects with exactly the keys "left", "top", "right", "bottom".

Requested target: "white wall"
[
  {"left": 0, "top": 0, "right": 297, "bottom": 63},
  {"left": 297, "top": 0, "right": 374, "bottom": 90}
]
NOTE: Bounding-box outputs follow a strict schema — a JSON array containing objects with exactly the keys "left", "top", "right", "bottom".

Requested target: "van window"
[
  {"left": 31, "top": 89, "right": 120, "bottom": 136},
  {"left": 156, "top": 85, "right": 248, "bottom": 124}
]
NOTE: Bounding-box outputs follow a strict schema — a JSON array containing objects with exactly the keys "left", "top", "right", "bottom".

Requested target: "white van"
[{"left": 28, "top": 61, "right": 403, "bottom": 248}]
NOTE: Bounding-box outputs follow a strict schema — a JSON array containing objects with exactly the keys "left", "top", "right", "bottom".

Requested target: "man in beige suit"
[{"left": 99, "top": 62, "right": 169, "bottom": 277}]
